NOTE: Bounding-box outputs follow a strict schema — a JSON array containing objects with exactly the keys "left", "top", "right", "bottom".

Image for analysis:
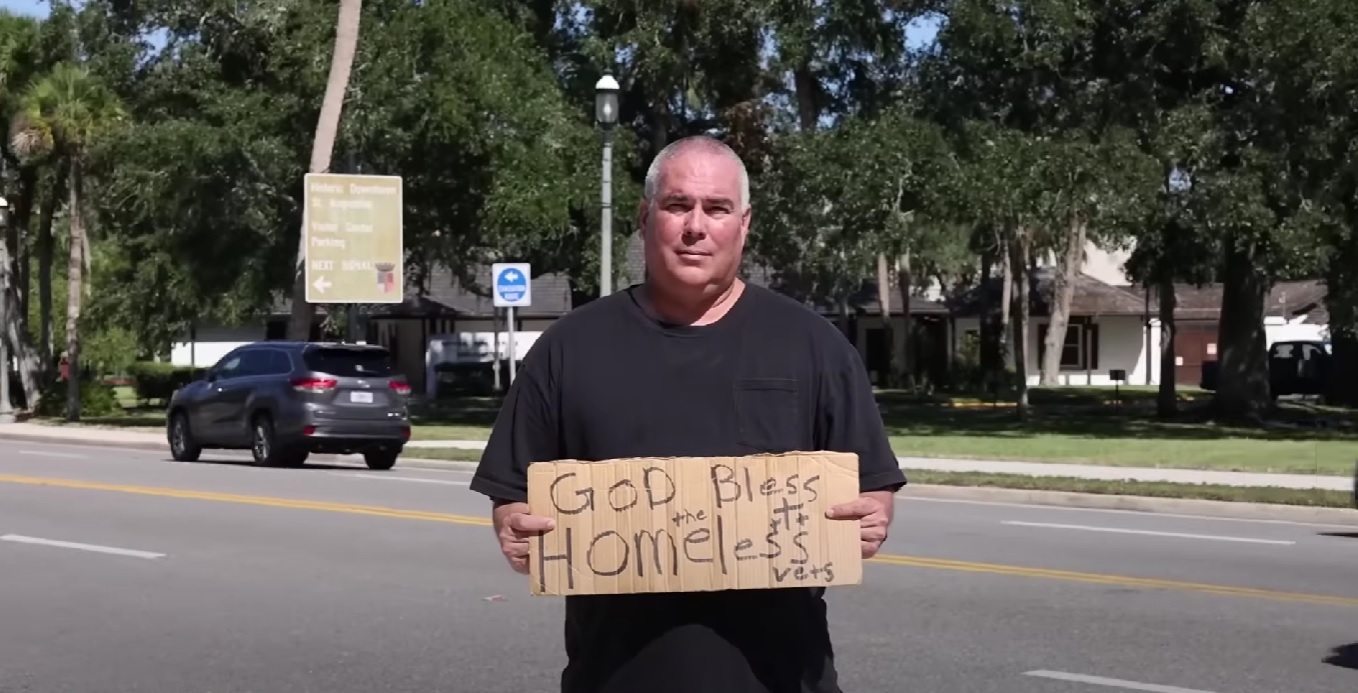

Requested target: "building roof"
[
  {"left": 947, "top": 270, "right": 1151, "bottom": 317},
  {"left": 1168, "top": 279, "right": 1329, "bottom": 322}
]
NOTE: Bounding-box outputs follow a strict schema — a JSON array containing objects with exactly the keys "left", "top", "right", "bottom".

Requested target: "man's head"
[{"left": 637, "top": 136, "right": 751, "bottom": 302}]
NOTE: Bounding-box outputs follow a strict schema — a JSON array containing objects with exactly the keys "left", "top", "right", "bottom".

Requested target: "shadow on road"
[{"left": 1324, "top": 643, "right": 1358, "bottom": 670}]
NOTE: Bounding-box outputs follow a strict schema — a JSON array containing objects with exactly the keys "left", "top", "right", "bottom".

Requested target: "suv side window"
[
  {"left": 213, "top": 351, "right": 245, "bottom": 380},
  {"left": 237, "top": 349, "right": 275, "bottom": 378},
  {"left": 269, "top": 349, "right": 295, "bottom": 375}
]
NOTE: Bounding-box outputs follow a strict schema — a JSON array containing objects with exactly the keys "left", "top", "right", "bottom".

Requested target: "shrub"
[
  {"left": 126, "top": 361, "right": 198, "bottom": 403},
  {"left": 33, "top": 377, "right": 122, "bottom": 418}
]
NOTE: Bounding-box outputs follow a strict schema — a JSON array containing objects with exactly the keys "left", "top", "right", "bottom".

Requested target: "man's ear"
[{"left": 739, "top": 206, "right": 752, "bottom": 245}]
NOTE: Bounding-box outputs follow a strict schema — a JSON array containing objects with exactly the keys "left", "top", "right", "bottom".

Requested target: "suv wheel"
[
  {"left": 168, "top": 412, "right": 202, "bottom": 462},
  {"left": 251, "top": 414, "right": 283, "bottom": 467},
  {"left": 364, "top": 449, "right": 399, "bottom": 471}
]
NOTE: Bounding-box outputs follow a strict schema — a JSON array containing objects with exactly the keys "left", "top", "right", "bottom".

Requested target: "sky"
[{"left": 0, "top": 0, "right": 49, "bottom": 17}]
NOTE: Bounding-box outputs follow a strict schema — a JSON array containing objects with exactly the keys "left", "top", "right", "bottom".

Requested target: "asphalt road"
[{"left": 2, "top": 440, "right": 1357, "bottom": 693}]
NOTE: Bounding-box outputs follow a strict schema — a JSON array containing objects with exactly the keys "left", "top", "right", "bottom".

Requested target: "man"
[{"left": 470, "top": 135, "right": 906, "bottom": 693}]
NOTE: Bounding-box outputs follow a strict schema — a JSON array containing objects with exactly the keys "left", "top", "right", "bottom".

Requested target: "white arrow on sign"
[{"left": 313, "top": 276, "right": 332, "bottom": 294}]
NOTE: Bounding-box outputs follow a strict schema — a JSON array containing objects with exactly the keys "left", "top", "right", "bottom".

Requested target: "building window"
[{"left": 1037, "top": 321, "right": 1099, "bottom": 371}]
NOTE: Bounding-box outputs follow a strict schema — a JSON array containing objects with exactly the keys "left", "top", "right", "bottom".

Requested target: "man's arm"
[
  {"left": 815, "top": 327, "right": 906, "bottom": 557},
  {"left": 470, "top": 343, "right": 561, "bottom": 573},
  {"left": 469, "top": 349, "right": 559, "bottom": 504},
  {"left": 814, "top": 330, "right": 907, "bottom": 495}
]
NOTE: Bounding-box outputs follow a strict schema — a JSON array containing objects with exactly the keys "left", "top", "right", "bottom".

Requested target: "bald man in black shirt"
[{"left": 471, "top": 135, "right": 906, "bottom": 693}]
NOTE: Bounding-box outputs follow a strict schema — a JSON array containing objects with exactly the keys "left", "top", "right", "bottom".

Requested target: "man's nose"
[{"left": 682, "top": 208, "right": 708, "bottom": 236}]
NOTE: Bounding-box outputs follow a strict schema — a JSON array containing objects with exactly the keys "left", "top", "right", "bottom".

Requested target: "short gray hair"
[{"left": 643, "top": 136, "right": 751, "bottom": 211}]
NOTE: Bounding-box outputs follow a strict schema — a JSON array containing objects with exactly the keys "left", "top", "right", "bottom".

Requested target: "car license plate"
[{"left": 350, "top": 391, "right": 374, "bottom": 404}]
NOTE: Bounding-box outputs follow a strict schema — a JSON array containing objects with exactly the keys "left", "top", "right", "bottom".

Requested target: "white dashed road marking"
[
  {"left": 1024, "top": 670, "right": 1218, "bottom": 693},
  {"left": 1, "top": 534, "right": 166, "bottom": 560},
  {"left": 1001, "top": 521, "right": 1296, "bottom": 545}
]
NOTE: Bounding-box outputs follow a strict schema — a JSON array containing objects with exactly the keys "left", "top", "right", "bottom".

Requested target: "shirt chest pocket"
[{"left": 732, "top": 377, "right": 804, "bottom": 453}]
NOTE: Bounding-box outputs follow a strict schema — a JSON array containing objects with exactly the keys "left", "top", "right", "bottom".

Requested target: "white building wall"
[
  {"left": 951, "top": 315, "right": 1158, "bottom": 387},
  {"left": 169, "top": 326, "right": 266, "bottom": 368}
]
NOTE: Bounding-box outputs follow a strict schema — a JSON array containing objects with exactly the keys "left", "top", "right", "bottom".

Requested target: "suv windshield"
[{"left": 303, "top": 347, "right": 395, "bottom": 377}]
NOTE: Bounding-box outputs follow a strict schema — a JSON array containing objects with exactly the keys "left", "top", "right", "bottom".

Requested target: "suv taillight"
[
  {"left": 390, "top": 380, "right": 411, "bottom": 395},
  {"left": 292, "top": 377, "right": 337, "bottom": 393}
]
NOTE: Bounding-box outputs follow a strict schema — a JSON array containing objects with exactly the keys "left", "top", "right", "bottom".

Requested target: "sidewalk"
[{"left": 0, "top": 422, "right": 1350, "bottom": 492}]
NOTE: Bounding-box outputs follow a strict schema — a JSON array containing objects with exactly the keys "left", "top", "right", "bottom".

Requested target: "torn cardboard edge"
[{"left": 526, "top": 451, "right": 862, "bottom": 596}]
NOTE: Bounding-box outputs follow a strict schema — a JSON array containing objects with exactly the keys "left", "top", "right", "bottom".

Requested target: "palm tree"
[
  {"left": 287, "top": 0, "right": 364, "bottom": 340},
  {"left": 10, "top": 62, "right": 124, "bottom": 421}
]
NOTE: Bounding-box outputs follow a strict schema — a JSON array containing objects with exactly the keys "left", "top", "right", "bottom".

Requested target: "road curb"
[
  {"left": 902, "top": 484, "right": 1358, "bottom": 525},
  {"left": 0, "top": 431, "right": 454, "bottom": 465},
  {"left": 0, "top": 431, "right": 169, "bottom": 452}
]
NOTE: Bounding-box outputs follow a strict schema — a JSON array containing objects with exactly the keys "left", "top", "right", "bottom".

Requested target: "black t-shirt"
[{"left": 470, "top": 283, "right": 906, "bottom": 693}]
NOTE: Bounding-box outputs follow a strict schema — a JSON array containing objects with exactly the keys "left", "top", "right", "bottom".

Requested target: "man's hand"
[
  {"left": 491, "top": 501, "right": 555, "bottom": 574},
  {"left": 825, "top": 490, "right": 895, "bottom": 559}
]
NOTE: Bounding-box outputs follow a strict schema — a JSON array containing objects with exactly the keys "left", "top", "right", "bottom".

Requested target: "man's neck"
[{"left": 642, "top": 279, "right": 746, "bottom": 327}]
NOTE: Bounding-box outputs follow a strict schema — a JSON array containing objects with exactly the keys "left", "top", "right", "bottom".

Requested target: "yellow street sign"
[{"left": 303, "top": 172, "right": 404, "bottom": 304}]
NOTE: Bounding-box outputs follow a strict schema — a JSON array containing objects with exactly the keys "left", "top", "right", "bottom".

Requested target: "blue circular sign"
[{"left": 495, "top": 266, "right": 528, "bottom": 303}]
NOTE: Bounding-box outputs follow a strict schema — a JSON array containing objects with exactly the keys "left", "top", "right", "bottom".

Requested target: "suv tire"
[
  {"left": 364, "top": 449, "right": 399, "bottom": 471},
  {"left": 168, "top": 411, "right": 202, "bottom": 462}
]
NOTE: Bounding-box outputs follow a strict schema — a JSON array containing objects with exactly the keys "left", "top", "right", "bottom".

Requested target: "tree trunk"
[
  {"left": 894, "top": 252, "right": 914, "bottom": 390},
  {"left": 792, "top": 62, "right": 819, "bottom": 133},
  {"left": 875, "top": 253, "right": 893, "bottom": 388},
  {"left": 65, "top": 162, "right": 84, "bottom": 422},
  {"left": 1000, "top": 235, "right": 1013, "bottom": 371},
  {"left": 1, "top": 165, "right": 41, "bottom": 406},
  {"left": 1156, "top": 275, "right": 1178, "bottom": 418},
  {"left": 37, "top": 165, "right": 60, "bottom": 371},
  {"left": 1322, "top": 228, "right": 1358, "bottom": 406},
  {"left": 1040, "top": 217, "right": 1085, "bottom": 385},
  {"left": 1009, "top": 230, "right": 1031, "bottom": 417},
  {"left": 11, "top": 166, "right": 35, "bottom": 323},
  {"left": 1323, "top": 274, "right": 1358, "bottom": 407},
  {"left": 286, "top": 0, "right": 364, "bottom": 341},
  {"left": 1213, "top": 243, "right": 1271, "bottom": 421},
  {"left": 977, "top": 249, "right": 995, "bottom": 375}
]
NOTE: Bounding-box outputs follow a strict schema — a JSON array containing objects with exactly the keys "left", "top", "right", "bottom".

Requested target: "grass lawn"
[
  {"left": 387, "top": 447, "right": 1356, "bottom": 509},
  {"left": 880, "top": 410, "right": 1357, "bottom": 475},
  {"left": 29, "top": 386, "right": 1358, "bottom": 476}
]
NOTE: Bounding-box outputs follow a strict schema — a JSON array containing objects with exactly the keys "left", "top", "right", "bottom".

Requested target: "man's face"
[{"left": 638, "top": 149, "right": 751, "bottom": 293}]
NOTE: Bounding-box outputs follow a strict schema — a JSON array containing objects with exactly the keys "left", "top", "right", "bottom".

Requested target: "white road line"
[
  {"left": 19, "top": 450, "right": 87, "bottom": 459},
  {"left": 1001, "top": 521, "right": 1295, "bottom": 545},
  {"left": 905, "top": 495, "right": 1358, "bottom": 530},
  {"left": 1024, "top": 670, "right": 1217, "bottom": 693},
  {"left": 331, "top": 473, "right": 469, "bottom": 486},
  {"left": 392, "top": 467, "right": 473, "bottom": 476},
  {"left": 0, "top": 534, "right": 166, "bottom": 560}
]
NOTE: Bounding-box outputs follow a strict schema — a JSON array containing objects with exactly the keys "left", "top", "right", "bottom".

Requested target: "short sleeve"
[
  {"left": 468, "top": 342, "right": 561, "bottom": 504},
  {"left": 813, "top": 333, "right": 907, "bottom": 494}
]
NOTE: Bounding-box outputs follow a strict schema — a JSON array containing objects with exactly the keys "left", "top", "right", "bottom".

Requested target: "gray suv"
[{"left": 166, "top": 341, "right": 412, "bottom": 469}]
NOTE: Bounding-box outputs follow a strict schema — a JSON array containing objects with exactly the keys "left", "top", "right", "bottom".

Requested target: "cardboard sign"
[{"left": 525, "top": 452, "right": 862, "bottom": 596}]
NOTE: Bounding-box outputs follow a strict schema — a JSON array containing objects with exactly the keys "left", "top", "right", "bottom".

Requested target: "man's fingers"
[
  {"left": 861, "top": 524, "right": 887, "bottom": 543},
  {"left": 507, "top": 513, "right": 556, "bottom": 533},
  {"left": 825, "top": 498, "right": 880, "bottom": 520},
  {"left": 861, "top": 540, "right": 881, "bottom": 560}
]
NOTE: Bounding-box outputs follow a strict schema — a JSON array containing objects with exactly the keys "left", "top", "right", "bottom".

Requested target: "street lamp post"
[
  {"left": 594, "top": 72, "right": 620, "bottom": 297},
  {"left": 0, "top": 195, "right": 13, "bottom": 424}
]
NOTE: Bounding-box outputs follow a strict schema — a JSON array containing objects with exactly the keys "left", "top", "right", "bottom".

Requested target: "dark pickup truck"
[{"left": 1199, "top": 339, "right": 1331, "bottom": 398}]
